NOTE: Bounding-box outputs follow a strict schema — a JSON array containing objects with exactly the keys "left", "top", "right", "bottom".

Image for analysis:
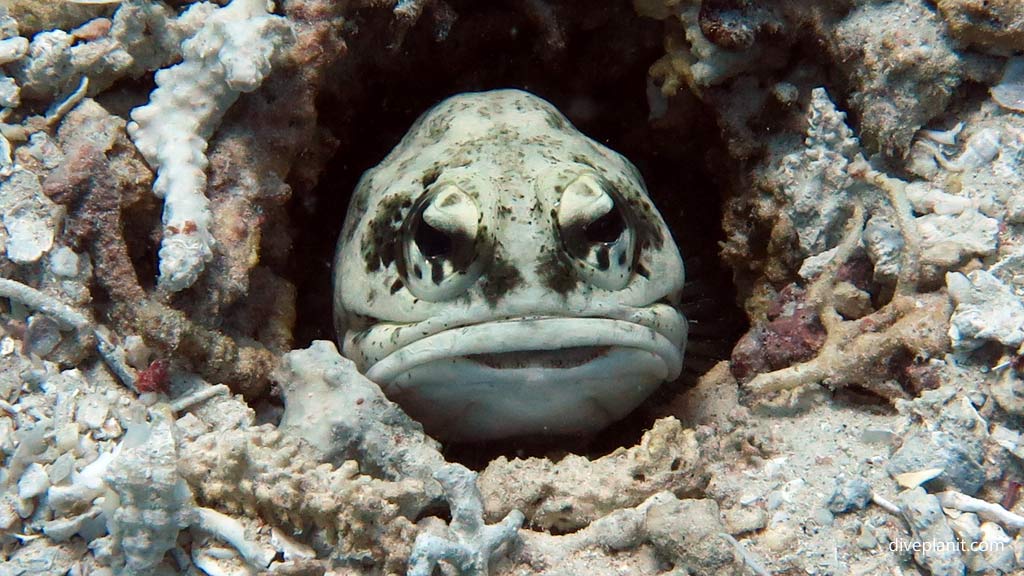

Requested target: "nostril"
[
  {"left": 415, "top": 219, "right": 452, "bottom": 259},
  {"left": 584, "top": 209, "right": 625, "bottom": 244}
]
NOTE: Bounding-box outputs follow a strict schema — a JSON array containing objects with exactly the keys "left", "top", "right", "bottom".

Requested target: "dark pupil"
[
  {"left": 415, "top": 220, "right": 451, "bottom": 259},
  {"left": 583, "top": 209, "right": 625, "bottom": 244}
]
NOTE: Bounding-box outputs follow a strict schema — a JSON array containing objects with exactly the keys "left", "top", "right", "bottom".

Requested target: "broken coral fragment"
[
  {"left": 0, "top": 168, "right": 62, "bottom": 263},
  {"left": 277, "top": 340, "right": 446, "bottom": 490},
  {"left": 103, "top": 405, "right": 197, "bottom": 574},
  {"left": 407, "top": 464, "right": 524, "bottom": 576},
  {"left": 774, "top": 87, "right": 860, "bottom": 257},
  {"left": 938, "top": 0, "right": 1024, "bottom": 53},
  {"left": 992, "top": 56, "right": 1024, "bottom": 113},
  {"left": 947, "top": 270, "right": 1024, "bottom": 352},
  {"left": 127, "top": 0, "right": 293, "bottom": 292}
]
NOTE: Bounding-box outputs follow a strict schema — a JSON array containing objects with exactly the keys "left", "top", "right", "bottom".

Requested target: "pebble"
[
  {"left": 980, "top": 522, "right": 1016, "bottom": 571},
  {"left": 17, "top": 462, "right": 50, "bottom": 499},
  {"left": 888, "top": 430, "right": 985, "bottom": 495},
  {"left": 75, "top": 393, "right": 109, "bottom": 430},
  {"left": 860, "top": 427, "right": 897, "bottom": 444},
  {"left": 49, "top": 246, "right": 79, "bottom": 278},
  {"left": 47, "top": 452, "right": 74, "bottom": 484},
  {"left": 24, "top": 315, "right": 61, "bottom": 357},
  {"left": 723, "top": 506, "right": 768, "bottom": 535},
  {"left": 992, "top": 57, "right": 1024, "bottom": 113},
  {"left": 761, "top": 524, "right": 798, "bottom": 552},
  {"left": 826, "top": 475, "right": 872, "bottom": 514},
  {"left": 898, "top": 487, "right": 966, "bottom": 576}
]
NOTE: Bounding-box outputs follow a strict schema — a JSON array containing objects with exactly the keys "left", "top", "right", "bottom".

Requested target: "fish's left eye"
[
  {"left": 401, "top": 184, "right": 484, "bottom": 301},
  {"left": 556, "top": 173, "right": 636, "bottom": 291}
]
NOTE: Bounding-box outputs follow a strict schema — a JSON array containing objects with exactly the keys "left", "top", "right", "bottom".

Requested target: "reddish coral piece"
[
  {"left": 136, "top": 359, "right": 171, "bottom": 394},
  {"left": 731, "top": 284, "right": 827, "bottom": 380}
]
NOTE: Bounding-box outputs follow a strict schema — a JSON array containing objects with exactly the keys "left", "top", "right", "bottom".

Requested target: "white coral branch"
[
  {"left": 127, "top": 0, "right": 293, "bottom": 292},
  {"left": 936, "top": 491, "right": 1024, "bottom": 531},
  {"left": 407, "top": 464, "right": 524, "bottom": 576}
]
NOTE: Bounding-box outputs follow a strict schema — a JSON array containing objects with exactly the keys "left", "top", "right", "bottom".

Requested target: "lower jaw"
[{"left": 381, "top": 346, "right": 669, "bottom": 442}]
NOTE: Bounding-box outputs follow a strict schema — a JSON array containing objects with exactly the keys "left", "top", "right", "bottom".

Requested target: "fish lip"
[
  {"left": 343, "top": 302, "right": 687, "bottom": 371},
  {"left": 363, "top": 316, "right": 685, "bottom": 384}
]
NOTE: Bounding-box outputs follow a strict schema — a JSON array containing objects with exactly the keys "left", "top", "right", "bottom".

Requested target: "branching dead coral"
[
  {"left": 742, "top": 89, "right": 953, "bottom": 399},
  {"left": 407, "top": 465, "right": 524, "bottom": 576},
  {"left": 744, "top": 191, "right": 949, "bottom": 396}
]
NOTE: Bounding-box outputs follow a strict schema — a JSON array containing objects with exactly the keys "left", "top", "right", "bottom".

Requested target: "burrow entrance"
[{"left": 289, "top": 1, "right": 746, "bottom": 464}]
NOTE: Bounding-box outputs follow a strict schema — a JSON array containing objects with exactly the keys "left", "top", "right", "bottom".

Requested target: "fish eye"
[
  {"left": 414, "top": 219, "right": 452, "bottom": 259},
  {"left": 401, "top": 184, "right": 484, "bottom": 300},
  {"left": 583, "top": 208, "right": 626, "bottom": 244},
  {"left": 556, "top": 173, "right": 636, "bottom": 291}
]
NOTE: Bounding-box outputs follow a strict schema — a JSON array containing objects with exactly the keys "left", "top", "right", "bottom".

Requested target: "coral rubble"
[{"left": 2, "top": 0, "right": 1024, "bottom": 575}]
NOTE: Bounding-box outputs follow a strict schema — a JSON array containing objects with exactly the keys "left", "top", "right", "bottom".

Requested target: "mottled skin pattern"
[{"left": 334, "top": 89, "right": 687, "bottom": 440}]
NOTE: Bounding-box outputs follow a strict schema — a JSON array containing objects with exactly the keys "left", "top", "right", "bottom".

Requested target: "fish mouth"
[
  {"left": 363, "top": 317, "right": 684, "bottom": 384},
  {"left": 466, "top": 346, "right": 612, "bottom": 369}
]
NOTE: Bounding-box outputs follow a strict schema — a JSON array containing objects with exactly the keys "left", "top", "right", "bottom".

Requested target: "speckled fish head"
[{"left": 333, "top": 89, "right": 686, "bottom": 441}]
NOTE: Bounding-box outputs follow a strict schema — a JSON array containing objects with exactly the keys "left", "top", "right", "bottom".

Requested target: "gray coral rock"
[
  {"left": 947, "top": 270, "right": 1024, "bottom": 352},
  {"left": 888, "top": 430, "right": 985, "bottom": 495},
  {"left": 478, "top": 417, "right": 706, "bottom": 532},
  {"left": 277, "top": 340, "right": 446, "bottom": 490},
  {"left": 407, "top": 464, "right": 524, "bottom": 576},
  {"left": 773, "top": 87, "right": 862, "bottom": 257},
  {"left": 829, "top": 0, "right": 963, "bottom": 157},
  {"left": 897, "top": 487, "right": 966, "bottom": 576}
]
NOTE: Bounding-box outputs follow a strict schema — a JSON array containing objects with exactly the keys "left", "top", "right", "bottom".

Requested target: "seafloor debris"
[
  {"left": 899, "top": 487, "right": 967, "bottom": 576},
  {"left": 937, "top": 0, "right": 1024, "bottom": 53},
  {"left": 947, "top": 269, "right": 1024, "bottom": 353},
  {"left": 478, "top": 416, "right": 708, "bottom": 532},
  {"left": 992, "top": 56, "right": 1024, "bottom": 113},
  {"left": 277, "top": 340, "right": 447, "bottom": 491},
  {"left": 3, "top": 0, "right": 1024, "bottom": 575},
  {"left": 407, "top": 464, "right": 524, "bottom": 576}
]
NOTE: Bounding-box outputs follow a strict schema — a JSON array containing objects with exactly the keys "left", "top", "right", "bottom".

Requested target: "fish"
[{"left": 333, "top": 89, "right": 686, "bottom": 441}]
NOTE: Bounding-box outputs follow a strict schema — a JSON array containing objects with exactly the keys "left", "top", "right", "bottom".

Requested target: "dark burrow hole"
[{"left": 289, "top": 1, "right": 747, "bottom": 467}]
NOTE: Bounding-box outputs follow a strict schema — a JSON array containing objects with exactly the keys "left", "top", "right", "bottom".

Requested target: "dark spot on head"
[
  {"left": 571, "top": 154, "right": 596, "bottom": 169},
  {"left": 536, "top": 251, "right": 578, "bottom": 295},
  {"left": 414, "top": 264, "right": 423, "bottom": 279},
  {"left": 481, "top": 258, "right": 523, "bottom": 305},
  {"left": 361, "top": 194, "right": 408, "bottom": 272},
  {"left": 439, "top": 193, "right": 462, "bottom": 208},
  {"left": 618, "top": 251, "right": 627, "bottom": 267},
  {"left": 431, "top": 262, "right": 444, "bottom": 285},
  {"left": 636, "top": 263, "right": 650, "bottom": 279},
  {"left": 422, "top": 167, "right": 441, "bottom": 188},
  {"left": 390, "top": 278, "right": 404, "bottom": 294},
  {"left": 545, "top": 110, "right": 566, "bottom": 129}
]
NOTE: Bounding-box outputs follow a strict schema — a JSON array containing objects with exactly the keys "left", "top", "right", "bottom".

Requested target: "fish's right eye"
[{"left": 401, "top": 184, "right": 484, "bottom": 301}]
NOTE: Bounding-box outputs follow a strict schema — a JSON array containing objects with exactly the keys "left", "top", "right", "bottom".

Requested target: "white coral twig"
[
  {"left": 407, "top": 464, "right": 524, "bottom": 576},
  {"left": 195, "top": 506, "right": 276, "bottom": 569},
  {"left": 127, "top": 0, "right": 293, "bottom": 292},
  {"left": 0, "top": 277, "right": 90, "bottom": 331},
  {"left": 936, "top": 491, "right": 1024, "bottom": 531}
]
